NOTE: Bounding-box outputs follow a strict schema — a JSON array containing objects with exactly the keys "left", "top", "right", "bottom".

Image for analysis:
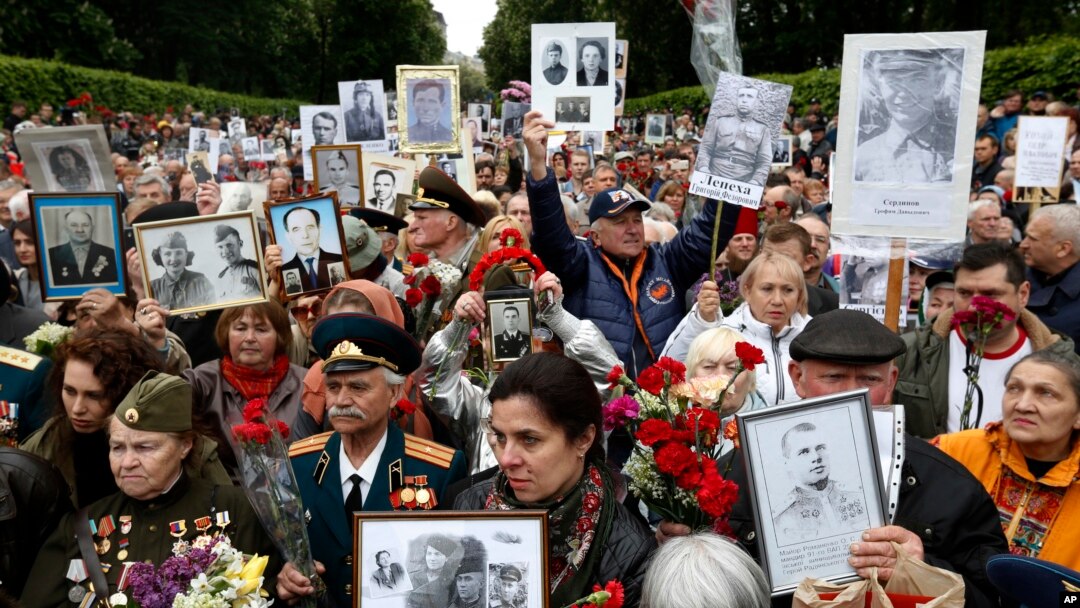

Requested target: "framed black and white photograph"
[
  {"left": 737, "top": 389, "right": 887, "bottom": 595},
  {"left": 312, "top": 144, "right": 364, "bottom": 207},
  {"left": 186, "top": 151, "right": 215, "bottom": 185},
  {"left": 614, "top": 39, "right": 628, "bottom": 78},
  {"left": 241, "top": 136, "right": 260, "bottom": 161},
  {"left": 29, "top": 192, "right": 125, "bottom": 300},
  {"left": 15, "top": 126, "right": 115, "bottom": 194},
  {"left": 689, "top": 72, "right": 793, "bottom": 208},
  {"left": 260, "top": 138, "right": 277, "bottom": 163},
  {"left": 353, "top": 511, "right": 549, "bottom": 608},
  {"left": 361, "top": 154, "right": 416, "bottom": 215},
  {"left": 502, "top": 102, "right": 530, "bottom": 139},
  {"left": 554, "top": 97, "right": 590, "bottom": 124},
  {"left": 614, "top": 79, "right": 626, "bottom": 117},
  {"left": 467, "top": 103, "right": 491, "bottom": 133},
  {"left": 338, "top": 79, "right": 390, "bottom": 152},
  {"left": 395, "top": 193, "right": 415, "bottom": 220},
  {"left": 133, "top": 211, "right": 268, "bottom": 315},
  {"left": 486, "top": 297, "right": 534, "bottom": 363},
  {"left": 299, "top": 105, "right": 347, "bottom": 180},
  {"left": 582, "top": 131, "right": 606, "bottom": 155},
  {"left": 531, "top": 22, "right": 616, "bottom": 131},
  {"left": 644, "top": 113, "right": 669, "bottom": 145},
  {"left": 397, "top": 65, "right": 461, "bottom": 154},
  {"left": 227, "top": 117, "right": 246, "bottom": 144},
  {"left": 772, "top": 136, "right": 793, "bottom": 168},
  {"left": 386, "top": 91, "right": 399, "bottom": 128},
  {"left": 188, "top": 127, "right": 215, "bottom": 155},
  {"left": 218, "top": 182, "right": 266, "bottom": 216},
  {"left": 831, "top": 32, "right": 985, "bottom": 241},
  {"left": 264, "top": 193, "right": 348, "bottom": 299}
]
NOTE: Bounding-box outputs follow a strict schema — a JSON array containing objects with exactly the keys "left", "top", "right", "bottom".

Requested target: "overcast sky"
[{"left": 431, "top": 0, "right": 498, "bottom": 57}]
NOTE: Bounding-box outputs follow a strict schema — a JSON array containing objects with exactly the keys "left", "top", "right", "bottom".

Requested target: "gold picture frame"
[{"left": 397, "top": 65, "right": 461, "bottom": 154}]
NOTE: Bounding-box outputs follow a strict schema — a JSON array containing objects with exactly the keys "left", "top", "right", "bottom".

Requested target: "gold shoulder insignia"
[
  {"left": 0, "top": 345, "right": 43, "bottom": 371},
  {"left": 404, "top": 434, "right": 456, "bottom": 469},
  {"left": 288, "top": 431, "right": 333, "bottom": 458}
]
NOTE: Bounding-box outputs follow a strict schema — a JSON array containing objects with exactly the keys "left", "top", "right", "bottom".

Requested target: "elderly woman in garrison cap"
[{"left": 23, "top": 372, "right": 279, "bottom": 606}]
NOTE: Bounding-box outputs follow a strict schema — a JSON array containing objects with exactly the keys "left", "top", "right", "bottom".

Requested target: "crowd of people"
[{"left": 0, "top": 81, "right": 1078, "bottom": 608}]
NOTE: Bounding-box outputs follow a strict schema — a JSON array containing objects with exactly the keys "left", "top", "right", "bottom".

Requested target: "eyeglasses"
[{"left": 291, "top": 300, "right": 322, "bottom": 321}]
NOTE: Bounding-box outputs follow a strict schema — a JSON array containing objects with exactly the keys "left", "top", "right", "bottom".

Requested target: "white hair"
[
  {"left": 647, "top": 202, "right": 676, "bottom": 223},
  {"left": 135, "top": 173, "right": 170, "bottom": 196},
  {"left": 8, "top": 188, "right": 31, "bottom": 222},
  {"left": 1032, "top": 204, "right": 1080, "bottom": 246},
  {"left": 383, "top": 367, "right": 406, "bottom": 387},
  {"left": 641, "top": 533, "right": 769, "bottom": 608},
  {"left": 967, "top": 198, "right": 999, "bottom": 220}
]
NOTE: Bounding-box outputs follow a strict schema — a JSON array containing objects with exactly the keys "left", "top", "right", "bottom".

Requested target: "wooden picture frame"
[
  {"left": 132, "top": 210, "right": 268, "bottom": 315},
  {"left": 29, "top": 192, "right": 126, "bottom": 301},
  {"left": 15, "top": 126, "right": 116, "bottom": 194},
  {"left": 353, "top": 510, "right": 550, "bottom": 608},
  {"left": 312, "top": 144, "right": 365, "bottom": 208},
  {"left": 264, "top": 193, "right": 349, "bottom": 300}
]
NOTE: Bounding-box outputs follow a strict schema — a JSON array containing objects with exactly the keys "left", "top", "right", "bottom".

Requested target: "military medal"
[
  {"left": 119, "top": 515, "right": 132, "bottom": 535},
  {"left": 414, "top": 476, "right": 437, "bottom": 509},
  {"left": 117, "top": 563, "right": 133, "bottom": 591},
  {"left": 96, "top": 515, "right": 115, "bottom": 555},
  {"left": 194, "top": 516, "right": 212, "bottom": 534},
  {"left": 95, "top": 538, "right": 110, "bottom": 555},
  {"left": 215, "top": 511, "right": 231, "bottom": 532},
  {"left": 117, "top": 538, "right": 130, "bottom": 561},
  {"left": 400, "top": 476, "right": 416, "bottom": 504},
  {"left": 169, "top": 520, "right": 187, "bottom": 537},
  {"left": 66, "top": 559, "right": 88, "bottom": 604}
]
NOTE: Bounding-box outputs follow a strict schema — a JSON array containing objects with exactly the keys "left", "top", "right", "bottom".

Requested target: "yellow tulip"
[{"left": 236, "top": 555, "right": 269, "bottom": 595}]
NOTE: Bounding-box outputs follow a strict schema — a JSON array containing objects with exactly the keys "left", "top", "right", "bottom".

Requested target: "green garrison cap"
[{"left": 114, "top": 371, "right": 193, "bottom": 432}]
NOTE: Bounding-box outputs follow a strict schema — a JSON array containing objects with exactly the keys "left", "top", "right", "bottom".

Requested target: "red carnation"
[
  {"left": 654, "top": 442, "right": 694, "bottom": 476},
  {"left": 951, "top": 309, "right": 977, "bottom": 328},
  {"left": 636, "top": 366, "right": 666, "bottom": 395},
  {"left": 405, "top": 288, "right": 423, "bottom": 307},
  {"left": 396, "top": 398, "right": 417, "bottom": 416},
  {"left": 420, "top": 275, "right": 442, "bottom": 297},
  {"left": 970, "top": 295, "right": 1017, "bottom": 322},
  {"left": 654, "top": 357, "right": 686, "bottom": 384},
  {"left": 734, "top": 342, "right": 765, "bottom": 371},
  {"left": 696, "top": 474, "right": 739, "bottom": 519},
  {"left": 684, "top": 408, "right": 721, "bottom": 445},
  {"left": 603, "top": 580, "right": 625, "bottom": 608},
  {"left": 242, "top": 398, "right": 267, "bottom": 423},
  {"left": 635, "top": 418, "right": 673, "bottom": 447},
  {"left": 275, "top": 420, "right": 291, "bottom": 440},
  {"left": 675, "top": 464, "right": 704, "bottom": 490},
  {"left": 499, "top": 227, "right": 523, "bottom": 248},
  {"left": 407, "top": 252, "right": 430, "bottom": 267},
  {"left": 606, "top": 365, "right": 625, "bottom": 386}
]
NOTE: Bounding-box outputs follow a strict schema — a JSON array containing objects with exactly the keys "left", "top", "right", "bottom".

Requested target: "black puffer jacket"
[
  {"left": 454, "top": 479, "right": 656, "bottom": 608},
  {"left": 726, "top": 436, "right": 1007, "bottom": 608}
]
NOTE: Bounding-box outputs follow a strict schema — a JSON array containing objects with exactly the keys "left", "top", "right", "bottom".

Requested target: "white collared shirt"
[{"left": 339, "top": 429, "right": 389, "bottom": 507}]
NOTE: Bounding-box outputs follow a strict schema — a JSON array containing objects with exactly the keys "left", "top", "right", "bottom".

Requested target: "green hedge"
[
  {"left": 0, "top": 55, "right": 309, "bottom": 117},
  {"left": 625, "top": 36, "right": 1080, "bottom": 116}
]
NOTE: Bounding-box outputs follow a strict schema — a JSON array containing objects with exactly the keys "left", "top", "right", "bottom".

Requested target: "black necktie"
[{"left": 345, "top": 473, "right": 363, "bottom": 527}]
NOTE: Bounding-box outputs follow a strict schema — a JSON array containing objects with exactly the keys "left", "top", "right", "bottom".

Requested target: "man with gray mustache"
[{"left": 279, "top": 313, "right": 467, "bottom": 608}]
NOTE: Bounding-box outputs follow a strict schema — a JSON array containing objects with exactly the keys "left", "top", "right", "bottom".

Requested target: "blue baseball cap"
[
  {"left": 986, "top": 555, "right": 1080, "bottom": 606},
  {"left": 588, "top": 188, "right": 651, "bottom": 225}
]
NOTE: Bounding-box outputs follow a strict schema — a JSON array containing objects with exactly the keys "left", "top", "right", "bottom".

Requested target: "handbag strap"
[{"left": 75, "top": 507, "right": 112, "bottom": 604}]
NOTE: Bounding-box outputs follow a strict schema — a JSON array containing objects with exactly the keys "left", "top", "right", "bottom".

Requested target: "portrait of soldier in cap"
[
  {"left": 541, "top": 40, "right": 569, "bottom": 86},
  {"left": 489, "top": 563, "right": 527, "bottom": 608},
  {"left": 771, "top": 421, "right": 870, "bottom": 543},
  {"left": 854, "top": 48, "right": 964, "bottom": 184},
  {"left": 697, "top": 80, "right": 774, "bottom": 187},
  {"left": 491, "top": 301, "right": 532, "bottom": 361},
  {"left": 447, "top": 537, "right": 487, "bottom": 608},
  {"left": 343, "top": 80, "right": 386, "bottom": 143}
]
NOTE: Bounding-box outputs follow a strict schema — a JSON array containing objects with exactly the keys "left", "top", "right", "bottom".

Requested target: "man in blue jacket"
[{"left": 522, "top": 110, "right": 739, "bottom": 377}]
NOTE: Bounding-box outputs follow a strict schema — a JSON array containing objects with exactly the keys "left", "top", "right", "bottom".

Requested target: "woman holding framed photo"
[
  {"left": 453, "top": 352, "right": 655, "bottom": 607},
  {"left": 934, "top": 350, "right": 1080, "bottom": 570}
]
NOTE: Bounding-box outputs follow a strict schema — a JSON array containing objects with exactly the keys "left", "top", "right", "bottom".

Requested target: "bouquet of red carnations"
[{"left": 603, "top": 344, "right": 764, "bottom": 532}]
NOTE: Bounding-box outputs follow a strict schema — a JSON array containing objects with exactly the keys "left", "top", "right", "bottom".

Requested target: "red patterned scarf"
[{"left": 221, "top": 354, "right": 291, "bottom": 401}]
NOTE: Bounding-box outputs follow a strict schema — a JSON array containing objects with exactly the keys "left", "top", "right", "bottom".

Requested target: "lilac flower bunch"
[
  {"left": 500, "top": 81, "right": 531, "bottom": 103},
  {"left": 126, "top": 536, "right": 223, "bottom": 608}
]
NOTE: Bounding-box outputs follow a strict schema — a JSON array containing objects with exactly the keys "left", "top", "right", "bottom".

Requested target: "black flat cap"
[
  {"left": 131, "top": 201, "right": 199, "bottom": 224},
  {"left": 349, "top": 207, "right": 407, "bottom": 234},
  {"left": 790, "top": 309, "right": 905, "bottom": 365},
  {"left": 410, "top": 166, "right": 485, "bottom": 227}
]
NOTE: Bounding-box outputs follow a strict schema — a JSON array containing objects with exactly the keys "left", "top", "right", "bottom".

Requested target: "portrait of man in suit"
[
  {"left": 370, "top": 550, "right": 409, "bottom": 595},
  {"left": 492, "top": 304, "right": 530, "bottom": 361},
  {"left": 278, "top": 206, "right": 343, "bottom": 292},
  {"left": 542, "top": 41, "right": 568, "bottom": 85},
  {"left": 47, "top": 208, "right": 117, "bottom": 286},
  {"left": 369, "top": 169, "right": 397, "bottom": 214},
  {"left": 407, "top": 79, "right": 454, "bottom": 144},
  {"left": 576, "top": 40, "right": 609, "bottom": 86}
]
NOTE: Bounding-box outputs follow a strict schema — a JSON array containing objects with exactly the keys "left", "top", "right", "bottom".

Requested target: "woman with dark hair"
[
  {"left": 11, "top": 219, "right": 47, "bottom": 313},
  {"left": 47, "top": 145, "right": 92, "bottom": 191},
  {"left": 184, "top": 302, "right": 307, "bottom": 476},
  {"left": 454, "top": 352, "right": 655, "bottom": 607},
  {"left": 150, "top": 231, "right": 214, "bottom": 310},
  {"left": 935, "top": 350, "right": 1080, "bottom": 569},
  {"left": 20, "top": 330, "right": 229, "bottom": 506}
]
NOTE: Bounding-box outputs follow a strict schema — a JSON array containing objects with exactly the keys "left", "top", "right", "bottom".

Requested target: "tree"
[
  {"left": 454, "top": 60, "right": 491, "bottom": 103},
  {"left": 478, "top": 0, "right": 593, "bottom": 91}
]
